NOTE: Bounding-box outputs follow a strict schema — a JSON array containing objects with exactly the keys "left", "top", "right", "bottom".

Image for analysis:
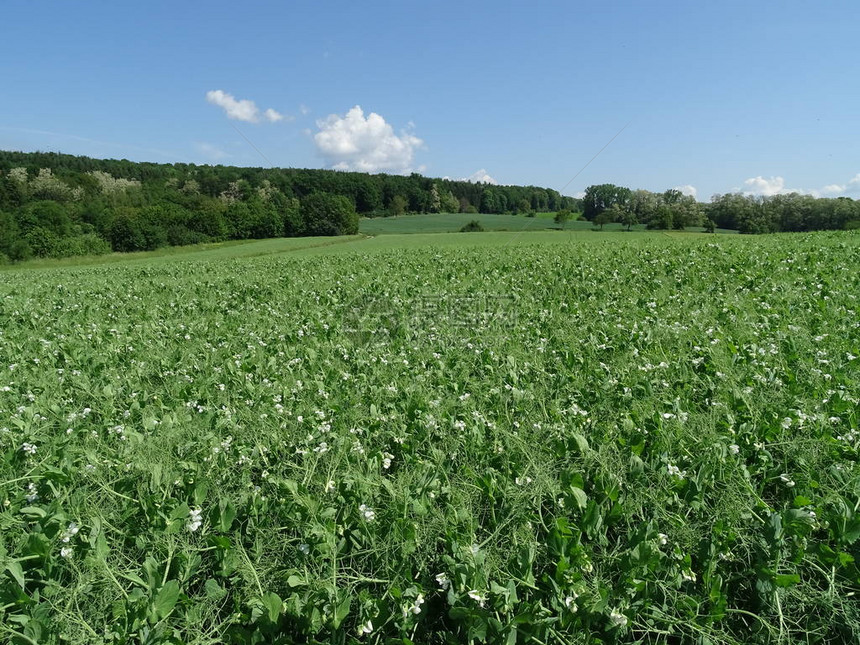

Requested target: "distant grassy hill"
[
  {"left": 359, "top": 212, "right": 737, "bottom": 235},
  {"left": 360, "top": 212, "right": 564, "bottom": 234}
]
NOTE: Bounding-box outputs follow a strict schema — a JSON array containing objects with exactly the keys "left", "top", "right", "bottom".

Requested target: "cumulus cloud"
[
  {"left": 673, "top": 184, "right": 697, "bottom": 199},
  {"left": 463, "top": 169, "right": 497, "bottom": 184},
  {"left": 820, "top": 183, "right": 846, "bottom": 196},
  {"left": 742, "top": 176, "right": 787, "bottom": 197},
  {"left": 206, "top": 90, "right": 285, "bottom": 123},
  {"left": 264, "top": 108, "right": 285, "bottom": 123},
  {"left": 741, "top": 174, "right": 860, "bottom": 198},
  {"left": 313, "top": 105, "right": 423, "bottom": 173}
]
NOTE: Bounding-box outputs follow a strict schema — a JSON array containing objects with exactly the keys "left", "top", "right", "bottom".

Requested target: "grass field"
[
  {"left": 359, "top": 212, "right": 567, "bottom": 234},
  {"left": 1, "top": 230, "right": 859, "bottom": 644},
  {"left": 359, "top": 212, "right": 738, "bottom": 235}
]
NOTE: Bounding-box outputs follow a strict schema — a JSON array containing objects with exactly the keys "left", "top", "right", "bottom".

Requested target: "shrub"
[
  {"left": 302, "top": 193, "right": 359, "bottom": 236},
  {"left": 555, "top": 209, "right": 574, "bottom": 227},
  {"left": 167, "top": 225, "right": 210, "bottom": 247},
  {"left": 109, "top": 212, "right": 147, "bottom": 252},
  {"left": 24, "top": 226, "right": 61, "bottom": 257},
  {"left": 188, "top": 204, "right": 229, "bottom": 240},
  {"left": 16, "top": 200, "right": 74, "bottom": 237},
  {"left": 52, "top": 233, "right": 112, "bottom": 258},
  {"left": 5, "top": 239, "right": 32, "bottom": 262},
  {"left": 460, "top": 219, "right": 484, "bottom": 232}
]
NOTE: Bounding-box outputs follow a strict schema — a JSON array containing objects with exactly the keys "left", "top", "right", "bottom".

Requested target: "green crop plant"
[{"left": 0, "top": 231, "right": 858, "bottom": 643}]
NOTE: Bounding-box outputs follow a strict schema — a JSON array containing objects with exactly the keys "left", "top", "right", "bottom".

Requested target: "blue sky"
[{"left": 2, "top": 0, "right": 858, "bottom": 200}]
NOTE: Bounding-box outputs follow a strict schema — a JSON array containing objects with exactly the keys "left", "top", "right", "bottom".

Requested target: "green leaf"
[
  {"left": 151, "top": 580, "right": 181, "bottom": 621},
  {"left": 88, "top": 516, "right": 102, "bottom": 548},
  {"left": 282, "top": 479, "right": 298, "bottom": 497},
  {"left": 193, "top": 480, "right": 208, "bottom": 506},
  {"left": 773, "top": 573, "right": 800, "bottom": 588},
  {"left": 169, "top": 502, "right": 190, "bottom": 522},
  {"left": 6, "top": 560, "right": 25, "bottom": 589},
  {"left": 204, "top": 579, "right": 226, "bottom": 600},
  {"left": 261, "top": 591, "right": 282, "bottom": 623},
  {"left": 19, "top": 506, "right": 47, "bottom": 519},
  {"left": 332, "top": 595, "right": 351, "bottom": 629},
  {"left": 217, "top": 498, "right": 236, "bottom": 532},
  {"left": 572, "top": 433, "right": 589, "bottom": 453},
  {"left": 94, "top": 533, "right": 109, "bottom": 560},
  {"left": 840, "top": 519, "right": 860, "bottom": 545},
  {"left": 569, "top": 486, "right": 588, "bottom": 510},
  {"left": 287, "top": 574, "right": 306, "bottom": 588}
]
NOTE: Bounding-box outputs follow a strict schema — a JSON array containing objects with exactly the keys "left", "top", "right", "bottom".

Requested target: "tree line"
[
  {"left": 0, "top": 150, "right": 578, "bottom": 262},
  {"left": 578, "top": 183, "right": 860, "bottom": 234},
  {"left": 1, "top": 150, "right": 858, "bottom": 262}
]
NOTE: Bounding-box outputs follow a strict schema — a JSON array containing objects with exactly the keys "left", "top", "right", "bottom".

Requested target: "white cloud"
[
  {"left": 313, "top": 105, "right": 423, "bottom": 173},
  {"left": 463, "top": 169, "right": 497, "bottom": 184},
  {"left": 742, "top": 176, "right": 787, "bottom": 197},
  {"left": 206, "top": 90, "right": 286, "bottom": 124},
  {"left": 820, "top": 183, "right": 846, "bottom": 196},
  {"left": 300, "top": 104, "right": 310, "bottom": 116},
  {"left": 206, "top": 90, "right": 260, "bottom": 122},
  {"left": 673, "top": 184, "right": 697, "bottom": 199},
  {"left": 741, "top": 173, "right": 860, "bottom": 198},
  {"left": 264, "top": 108, "right": 285, "bottom": 123}
]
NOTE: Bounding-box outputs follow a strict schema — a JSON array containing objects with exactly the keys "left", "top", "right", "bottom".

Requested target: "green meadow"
[{"left": 358, "top": 212, "right": 739, "bottom": 236}]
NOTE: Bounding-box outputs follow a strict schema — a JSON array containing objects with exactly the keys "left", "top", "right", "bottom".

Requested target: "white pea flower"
[
  {"left": 729, "top": 444, "right": 740, "bottom": 455},
  {"left": 61, "top": 522, "right": 80, "bottom": 543},
  {"left": 187, "top": 507, "right": 203, "bottom": 532},
  {"left": 667, "top": 464, "right": 686, "bottom": 478},
  {"left": 359, "top": 504, "right": 375, "bottom": 521},
  {"left": 21, "top": 442, "right": 37, "bottom": 455},
  {"left": 357, "top": 619, "right": 373, "bottom": 636},
  {"left": 467, "top": 590, "right": 486, "bottom": 608},
  {"left": 60, "top": 546, "right": 73, "bottom": 559},
  {"left": 609, "top": 609, "right": 628, "bottom": 627},
  {"left": 435, "top": 572, "right": 450, "bottom": 590},
  {"left": 403, "top": 593, "right": 425, "bottom": 617},
  {"left": 779, "top": 473, "right": 796, "bottom": 488}
]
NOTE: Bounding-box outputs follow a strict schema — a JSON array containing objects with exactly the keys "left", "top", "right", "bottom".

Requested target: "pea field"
[{"left": 1, "top": 231, "right": 859, "bottom": 644}]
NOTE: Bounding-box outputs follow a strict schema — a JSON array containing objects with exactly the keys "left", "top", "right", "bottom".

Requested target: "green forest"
[{"left": 1, "top": 150, "right": 858, "bottom": 263}]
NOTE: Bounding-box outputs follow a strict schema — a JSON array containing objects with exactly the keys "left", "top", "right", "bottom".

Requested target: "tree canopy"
[{"left": 0, "top": 149, "right": 580, "bottom": 261}]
